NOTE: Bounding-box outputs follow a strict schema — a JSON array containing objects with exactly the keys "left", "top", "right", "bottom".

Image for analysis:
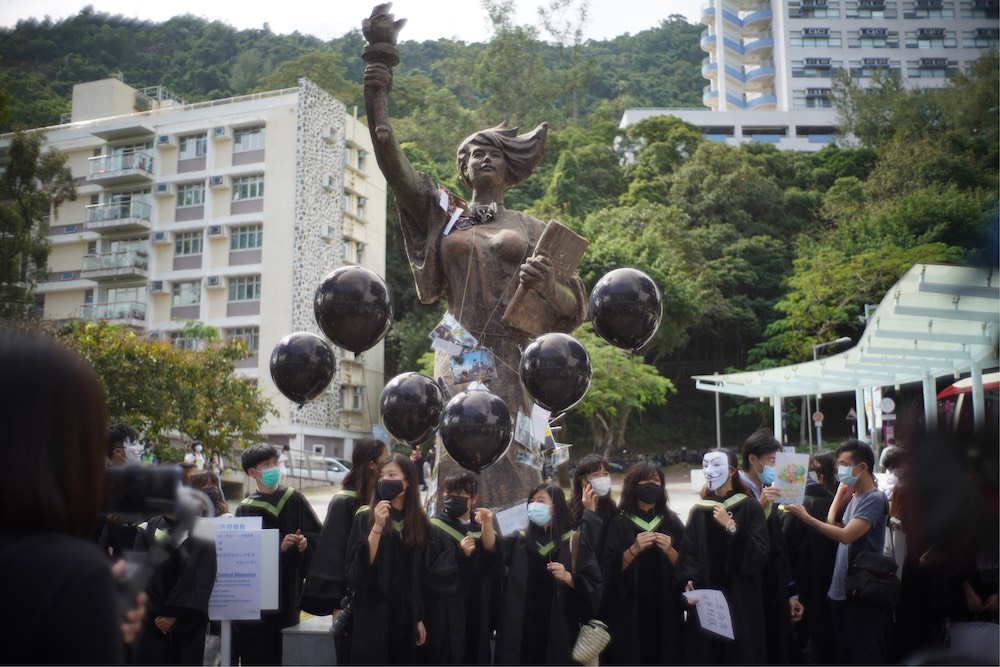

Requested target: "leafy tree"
[
  {"left": 255, "top": 50, "right": 362, "bottom": 108},
  {"left": 572, "top": 323, "right": 675, "bottom": 457},
  {"left": 535, "top": 143, "right": 625, "bottom": 221},
  {"left": 58, "top": 321, "right": 276, "bottom": 457},
  {"left": 0, "top": 127, "right": 75, "bottom": 320}
]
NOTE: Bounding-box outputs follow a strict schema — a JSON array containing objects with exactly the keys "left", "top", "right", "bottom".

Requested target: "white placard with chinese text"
[
  {"left": 683, "top": 588, "right": 735, "bottom": 640},
  {"left": 208, "top": 517, "right": 279, "bottom": 620}
]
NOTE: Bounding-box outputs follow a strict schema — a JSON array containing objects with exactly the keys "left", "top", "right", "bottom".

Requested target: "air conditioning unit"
[
  {"left": 860, "top": 27, "right": 888, "bottom": 36},
  {"left": 212, "top": 126, "right": 231, "bottom": 140},
  {"left": 920, "top": 57, "right": 948, "bottom": 67},
  {"left": 321, "top": 225, "right": 336, "bottom": 240},
  {"left": 154, "top": 182, "right": 175, "bottom": 197},
  {"left": 802, "top": 27, "right": 830, "bottom": 36},
  {"left": 914, "top": 0, "right": 940, "bottom": 6},
  {"left": 156, "top": 134, "right": 176, "bottom": 148},
  {"left": 208, "top": 225, "right": 228, "bottom": 237},
  {"left": 806, "top": 88, "right": 832, "bottom": 97},
  {"left": 323, "top": 175, "right": 337, "bottom": 191},
  {"left": 918, "top": 27, "right": 945, "bottom": 37},
  {"left": 150, "top": 280, "right": 168, "bottom": 294},
  {"left": 322, "top": 126, "right": 342, "bottom": 144},
  {"left": 805, "top": 57, "right": 832, "bottom": 66},
  {"left": 152, "top": 230, "right": 172, "bottom": 245},
  {"left": 209, "top": 175, "right": 229, "bottom": 189},
  {"left": 862, "top": 57, "right": 890, "bottom": 66},
  {"left": 858, "top": 0, "right": 885, "bottom": 7},
  {"left": 206, "top": 275, "right": 225, "bottom": 288}
]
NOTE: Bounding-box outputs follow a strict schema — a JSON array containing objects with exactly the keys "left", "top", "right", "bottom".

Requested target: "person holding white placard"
[{"left": 676, "top": 448, "right": 770, "bottom": 664}]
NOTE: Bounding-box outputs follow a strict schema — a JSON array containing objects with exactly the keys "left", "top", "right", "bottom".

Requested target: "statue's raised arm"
[{"left": 362, "top": 4, "right": 427, "bottom": 233}]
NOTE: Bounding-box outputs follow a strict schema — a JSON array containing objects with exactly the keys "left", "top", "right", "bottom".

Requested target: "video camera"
[{"left": 104, "top": 465, "right": 215, "bottom": 621}]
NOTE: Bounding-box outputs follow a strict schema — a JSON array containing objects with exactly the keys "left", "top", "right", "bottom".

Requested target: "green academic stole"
[
  {"left": 240, "top": 486, "right": 296, "bottom": 518},
  {"left": 628, "top": 514, "right": 664, "bottom": 532},
  {"left": 522, "top": 529, "right": 576, "bottom": 557},
  {"left": 336, "top": 489, "right": 359, "bottom": 499},
  {"left": 694, "top": 492, "right": 749, "bottom": 511},
  {"left": 430, "top": 517, "right": 482, "bottom": 543}
]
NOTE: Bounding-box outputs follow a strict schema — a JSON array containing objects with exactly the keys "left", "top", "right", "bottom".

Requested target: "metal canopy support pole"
[
  {"left": 971, "top": 360, "right": 985, "bottom": 435},
  {"left": 773, "top": 394, "right": 783, "bottom": 444},
  {"left": 922, "top": 374, "right": 938, "bottom": 432},
  {"left": 715, "top": 372, "right": 722, "bottom": 449},
  {"left": 855, "top": 387, "right": 867, "bottom": 443}
]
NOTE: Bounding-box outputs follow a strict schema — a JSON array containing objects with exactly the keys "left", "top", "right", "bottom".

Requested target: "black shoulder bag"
[{"left": 845, "top": 493, "right": 900, "bottom": 609}]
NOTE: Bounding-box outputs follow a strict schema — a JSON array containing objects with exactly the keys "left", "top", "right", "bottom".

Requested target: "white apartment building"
[
  {"left": 622, "top": 0, "right": 998, "bottom": 150},
  {"left": 6, "top": 77, "right": 387, "bottom": 459}
]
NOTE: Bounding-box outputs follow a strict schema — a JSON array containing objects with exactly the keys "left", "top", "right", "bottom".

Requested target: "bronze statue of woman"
[{"left": 362, "top": 5, "right": 588, "bottom": 508}]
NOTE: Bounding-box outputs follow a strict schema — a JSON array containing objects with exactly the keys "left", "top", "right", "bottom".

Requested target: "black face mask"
[
  {"left": 377, "top": 479, "right": 405, "bottom": 501},
  {"left": 635, "top": 483, "right": 663, "bottom": 505},
  {"left": 442, "top": 495, "right": 469, "bottom": 520}
]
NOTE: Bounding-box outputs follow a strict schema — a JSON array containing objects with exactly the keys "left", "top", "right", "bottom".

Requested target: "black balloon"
[
  {"left": 314, "top": 266, "right": 393, "bottom": 354},
  {"left": 269, "top": 332, "right": 336, "bottom": 405},
  {"left": 439, "top": 389, "right": 513, "bottom": 473},
  {"left": 589, "top": 268, "right": 663, "bottom": 352},
  {"left": 379, "top": 372, "right": 445, "bottom": 445},
  {"left": 520, "top": 332, "right": 592, "bottom": 413}
]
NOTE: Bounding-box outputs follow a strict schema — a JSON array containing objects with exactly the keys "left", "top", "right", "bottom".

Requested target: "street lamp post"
[{"left": 811, "top": 336, "right": 853, "bottom": 452}]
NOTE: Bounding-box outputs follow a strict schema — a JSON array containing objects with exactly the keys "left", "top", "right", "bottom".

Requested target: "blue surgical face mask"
[
  {"left": 527, "top": 502, "right": 552, "bottom": 527},
  {"left": 759, "top": 465, "right": 777, "bottom": 487},
  {"left": 260, "top": 467, "right": 281, "bottom": 488},
  {"left": 837, "top": 465, "right": 858, "bottom": 487}
]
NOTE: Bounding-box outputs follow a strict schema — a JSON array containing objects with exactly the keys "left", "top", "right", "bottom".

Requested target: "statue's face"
[{"left": 464, "top": 142, "right": 509, "bottom": 190}]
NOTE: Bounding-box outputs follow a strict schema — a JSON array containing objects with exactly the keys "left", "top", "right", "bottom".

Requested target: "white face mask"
[
  {"left": 703, "top": 452, "right": 730, "bottom": 491},
  {"left": 589, "top": 476, "right": 612, "bottom": 497},
  {"left": 124, "top": 437, "right": 143, "bottom": 463},
  {"left": 808, "top": 471, "right": 819, "bottom": 482}
]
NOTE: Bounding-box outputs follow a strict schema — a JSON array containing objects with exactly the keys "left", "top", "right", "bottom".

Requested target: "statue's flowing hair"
[{"left": 456, "top": 121, "right": 548, "bottom": 191}]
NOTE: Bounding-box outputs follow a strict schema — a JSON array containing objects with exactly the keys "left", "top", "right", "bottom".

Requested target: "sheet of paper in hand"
[
  {"left": 682, "top": 589, "right": 735, "bottom": 640},
  {"left": 772, "top": 452, "right": 810, "bottom": 506}
]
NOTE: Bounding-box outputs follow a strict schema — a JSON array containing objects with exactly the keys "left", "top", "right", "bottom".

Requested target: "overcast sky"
[{"left": 0, "top": 0, "right": 704, "bottom": 42}]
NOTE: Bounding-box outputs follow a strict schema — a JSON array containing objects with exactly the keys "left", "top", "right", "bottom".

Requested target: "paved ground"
[{"left": 301, "top": 477, "right": 704, "bottom": 525}]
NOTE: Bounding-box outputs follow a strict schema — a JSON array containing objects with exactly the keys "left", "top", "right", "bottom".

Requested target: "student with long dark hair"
[
  {"left": 601, "top": 461, "right": 685, "bottom": 664},
  {"left": 494, "top": 483, "right": 603, "bottom": 665},
  {"left": 676, "top": 448, "right": 769, "bottom": 664},
  {"left": 301, "top": 438, "right": 387, "bottom": 664},
  {"left": 345, "top": 453, "right": 430, "bottom": 664},
  {"left": 0, "top": 330, "right": 145, "bottom": 664},
  {"left": 568, "top": 454, "right": 617, "bottom": 553}
]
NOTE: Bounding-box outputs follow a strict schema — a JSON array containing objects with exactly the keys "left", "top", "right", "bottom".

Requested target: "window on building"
[
  {"left": 342, "top": 194, "right": 351, "bottom": 212},
  {"left": 228, "top": 275, "right": 261, "bottom": 302},
  {"left": 234, "top": 126, "right": 266, "bottom": 152},
  {"left": 963, "top": 27, "right": 999, "bottom": 46},
  {"left": 178, "top": 134, "right": 207, "bottom": 160},
  {"left": 357, "top": 149, "right": 368, "bottom": 171},
  {"left": 170, "top": 330, "right": 199, "bottom": 350},
  {"left": 233, "top": 175, "right": 264, "bottom": 201},
  {"left": 177, "top": 182, "right": 205, "bottom": 207},
  {"left": 174, "top": 231, "right": 203, "bottom": 256},
  {"left": 172, "top": 280, "right": 201, "bottom": 306},
  {"left": 356, "top": 196, "right": 367, "bottom": 220},
  {"left": 793, "top": 88, "right": 834, "bottom": 108},
  {"left": 343, "top": 147, "right": 352, "bottom": 166},
  {"left": 228, "top": 326, "right": 260, "bottom": 353},
  {"left": 906, "top": 27, "right": 958, "bottom": 47},
  {"left": 230, "top": 224, "right": 264, "bottom": 250}
]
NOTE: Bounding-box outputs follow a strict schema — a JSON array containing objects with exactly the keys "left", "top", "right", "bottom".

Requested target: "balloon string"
[
  {"left": 357, "top": 353, "right": 378, "bottom": 439},
  {"left": 630, "top": 351, "right": 644, "bottom": 432}
]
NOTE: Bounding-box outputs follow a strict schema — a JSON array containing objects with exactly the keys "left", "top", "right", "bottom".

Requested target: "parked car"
[{"left": 291, "top": 456, "right": 350, "bottom": 485}]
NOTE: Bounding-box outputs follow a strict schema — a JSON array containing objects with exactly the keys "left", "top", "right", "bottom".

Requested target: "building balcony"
[
  {"left": 703, "top": 59, "right": 719, "bottom": 78},
  {"left": 701, "top": 32, "right": 718, "bottom": 52},
  {"left": 701, "top": 4, "right": 715, "bottom": 24},
  {"left": 80, "top": 300, "right": 146, "bottom": 325},
  {"left": 80, "top": 250, "right": 149, "bottom": 281},
  {"left": 84, "top": 200, "right": 152, "bottom": 234},
  {"left": 87, "top": 151, "right": 154, "bottom": 185},
  {"left": 746, "top": 94, "right": 778, "bottom": 109}
]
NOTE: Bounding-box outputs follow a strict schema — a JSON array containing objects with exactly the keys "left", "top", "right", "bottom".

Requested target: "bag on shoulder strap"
[
  {"left": 568, "top": 532, "right": 611, "bottom": 665},
  {"left": 845, "top": 494, "right": 900, "bottom": 609}
]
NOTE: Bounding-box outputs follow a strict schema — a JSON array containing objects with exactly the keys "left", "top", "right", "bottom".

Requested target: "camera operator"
[
  {"left": 0, "top": 329, "right": 146, "bottom": 664},
  {"left": 97, "top": 422, "right": 144, "bottom": 558}
]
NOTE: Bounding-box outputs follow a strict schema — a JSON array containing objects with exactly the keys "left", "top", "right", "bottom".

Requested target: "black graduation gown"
[
  {"left": 675, "top": 492, "right": 770, "bottom": 665},
  {"left": 132, "top": 514, "right": 217, "bottom": 666},
  {"left": 233, "top": 485, "right": 322, "bottom": 665},
  {"left": 494, "top": 527, "right": 604, "bottom": 665},
  {"left": 781, "top": 480, "right": 837, "bottom": 664},
  {"left": 300, "top": 487, "right": 361, "bottom": 615},
  {"left": 600, "top": 509, "right": 685, "bottom": 665},
  {"left": 345, "top": 508, "right": 425, "bottom": 665},
  {"left": 761, "top": 501, "right": 793, "bottom": 664},
  {"left": 419, "top": 514, "right": 502, "bottom": 665}
]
